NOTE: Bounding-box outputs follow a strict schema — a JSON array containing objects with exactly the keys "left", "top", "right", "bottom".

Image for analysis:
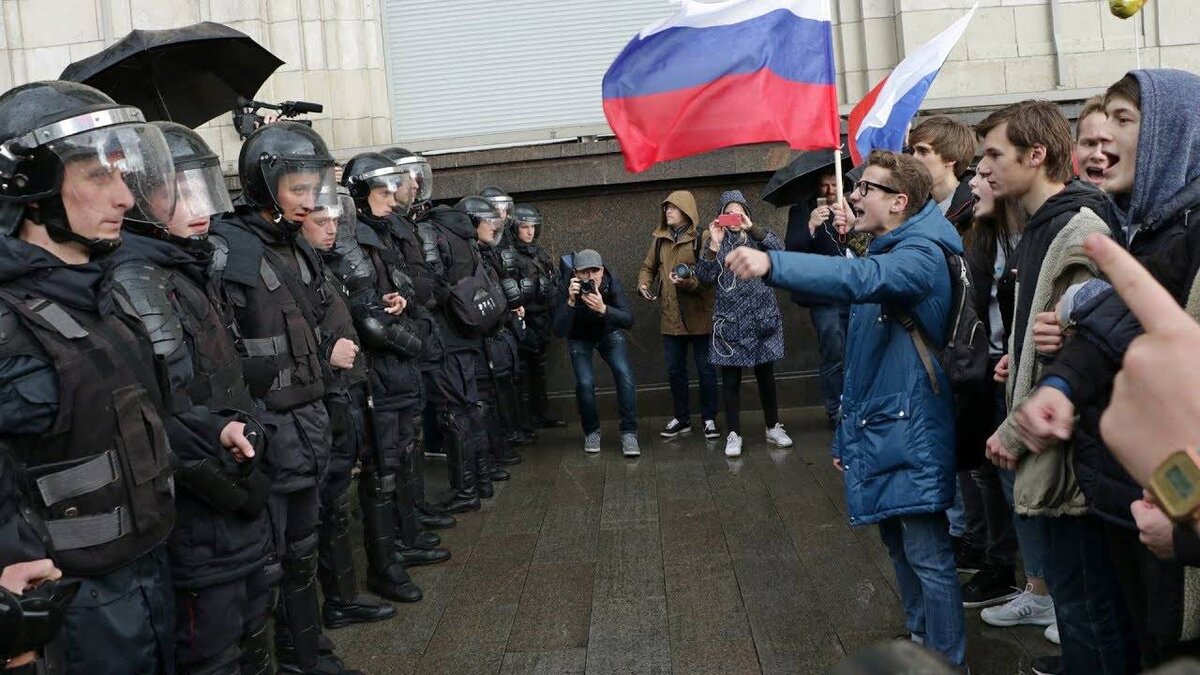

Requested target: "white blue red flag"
[
  {"left": 602, "top": 0, "right": 839, "bottom": 173},
  {"left": 847, "top": 2, "right": 978, "bottom": 165}
]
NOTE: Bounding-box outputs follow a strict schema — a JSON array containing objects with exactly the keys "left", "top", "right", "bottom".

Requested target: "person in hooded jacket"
[
  {"left": 726, "top": 150, "right": 967, "bottom": 668},
  {"left": 637, "top": 190, "right": 720, "bottom": 440},
  {"left": 694, "top": 191, "right": 791, "bottom": 459},
  {"left": 1012, "top": 69, "right": 1200, "bottom": 669},
  {"left": 208, "top": 122, "right": 362, "bottom": 675},
  {"left": 0, "top": 82, "right": 179, "bottom": 675},
  {"left": 976, "top": 100, "right": 1130, "bottom": 675},
  {"left": 509, "top": 204, "right": 565, "bottom": 431},
  {"left": 106, "top": 122, "right": 278, "bottom": 675}
]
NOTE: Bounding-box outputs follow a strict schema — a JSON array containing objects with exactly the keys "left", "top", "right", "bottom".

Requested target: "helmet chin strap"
[{"left": 33, "top": 197, "right": 122, "bottom": 256}]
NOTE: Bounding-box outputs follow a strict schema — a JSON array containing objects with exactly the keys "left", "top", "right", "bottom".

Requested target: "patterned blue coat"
[{"left": 695, "top": 229, "right": 785, "bottom": 368}]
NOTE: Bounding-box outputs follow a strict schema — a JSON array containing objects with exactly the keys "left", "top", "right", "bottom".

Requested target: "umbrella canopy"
[
  {"left": 761, "top": 149, "right": 854, "bottom": 207},
  {"left": 60, "top": 22, "right": 283, "bottom": 129}
]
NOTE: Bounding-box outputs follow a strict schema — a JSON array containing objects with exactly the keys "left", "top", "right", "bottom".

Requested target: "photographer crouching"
[{"left": 552, "top": 250, "right": 639, "bottom": 457}]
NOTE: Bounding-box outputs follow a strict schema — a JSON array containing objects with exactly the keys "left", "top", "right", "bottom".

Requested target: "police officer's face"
[
  {"left": 275, "top": 171, "right": 321, "bottom": 221},
  {"left": 163, "top": 177, "right": 211, "bottom": 238},
  {"left": 300, "top": 209, "right": 338, "bottom": 251},
  {"left": 367, "top": 186, "right": 397, "bottom": 218},
  {"left": 476, "top": 217, "right": 503, "bottom": 245},
  {"left": 516, "top": 222, "right": 536, "bottom": 244},
  {"left": 394, "top": 174, "right": 417, "bottom": 207},
  {"left": 61, "top": 157, "right": 135, "bottom": 242}
]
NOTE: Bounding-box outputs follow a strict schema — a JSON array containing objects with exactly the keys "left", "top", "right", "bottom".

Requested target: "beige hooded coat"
[{"left": 637, "top": 190, "right": 715, "bottom": 336}]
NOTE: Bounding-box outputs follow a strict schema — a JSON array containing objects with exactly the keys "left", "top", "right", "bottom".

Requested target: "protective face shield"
[
  {"left": 484, "top": 194, "right": 514, "bottom": 220},
  {"left": 392, "top": 155, "right": 432, "bottom": 206},
  {"left": 267, "top": 163, "right": 340, "bottom": 224},
  {"left": 155, "top": 161, "right": 233, "bottom": 238},
  {"left": 50, "top": 117, "right": 176, "bottom": 228}
]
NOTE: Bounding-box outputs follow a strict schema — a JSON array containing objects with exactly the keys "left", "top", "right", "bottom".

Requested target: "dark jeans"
[
  {"left": 662, "top": 334, "right": 718, "bottom": 423},
  {"left": 720, "top": 363, "right": 779, "bottom": 435},
  {"left": 568, "top": 331, "right": 637, "bottom": 434},
  {"left": 808, "top": 304, "right": 848, "bottom": 421},
  {"left": 174, "top": 566, "right": 273, "bottom": 674},
  {"left": 961, "top": 378, "right": 1018, "bottom": 567},
  {"left": 1042, "top": 514, "right": 1139, "bottom": 675}
]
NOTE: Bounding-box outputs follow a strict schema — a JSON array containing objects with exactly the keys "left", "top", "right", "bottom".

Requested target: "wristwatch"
[{"left": 1149, "top": 448, "right": 1200, "bottom": 522}]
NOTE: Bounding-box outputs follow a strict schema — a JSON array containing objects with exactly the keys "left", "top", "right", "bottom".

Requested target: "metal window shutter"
[{"left": 381, "top": 0, "right": 673, "bottom": 149}]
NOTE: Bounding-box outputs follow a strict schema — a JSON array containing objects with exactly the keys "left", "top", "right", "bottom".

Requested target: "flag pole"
[{"left": 830, "top": 0, "right": 845, "bottom": 207}]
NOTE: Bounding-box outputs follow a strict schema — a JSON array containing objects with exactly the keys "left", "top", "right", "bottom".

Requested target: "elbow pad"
[
  {"left": 500, "top": 277, "right": 523, "bottom": 307},
  {"left": 416, "top": 223, "right": 443, "bottom": 270},
  {"left": 499, "top": 246, "right": 519, "bottom": 276}
]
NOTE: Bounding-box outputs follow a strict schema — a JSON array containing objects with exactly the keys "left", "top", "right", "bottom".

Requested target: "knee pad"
[{"left": 284, "top": 532, "right": 319, "bottom": 578}]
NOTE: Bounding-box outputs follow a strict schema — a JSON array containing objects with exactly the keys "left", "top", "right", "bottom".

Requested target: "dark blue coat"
[
  {"left": 695, "top": 229, "right": 785, "bottom": 367},
  {"left": 765, "top": 201, "right": 961, "bottom": 526}
]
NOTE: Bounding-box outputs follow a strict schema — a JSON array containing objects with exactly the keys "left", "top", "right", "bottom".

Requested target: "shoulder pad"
[
  {"left": 109, "top": 262, "right": 187, "bottom": 360},
  {"left": 0, "top": 297, "right": 44, "bottom": 360}
]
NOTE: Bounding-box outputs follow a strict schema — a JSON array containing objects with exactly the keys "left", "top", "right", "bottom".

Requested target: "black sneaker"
[
  {"left": 961, "top": 565, "right": 1020, "bottom": 608},
  {"left": 660, "top": 418, "right": 691, "bottom": 438},
  {"left": 1031, "top": 654, "right": 1060, "bottom": 675},
  {"left": 952, "top": 536, "right": 986, "bottom": 574}
]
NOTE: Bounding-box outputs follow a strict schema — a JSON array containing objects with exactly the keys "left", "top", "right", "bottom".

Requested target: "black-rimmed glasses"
[{"left": 854, "top": 179, "right": 901, "bottom": 197}]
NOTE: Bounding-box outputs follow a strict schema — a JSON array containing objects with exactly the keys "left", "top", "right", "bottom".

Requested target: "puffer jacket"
[
  {"left": 637, "top": 190, "right": 715, "bottom": 335},
  {"left": 695, "top": 227, "right": 785, "bottom": 368},
  {"left": 764, "top": 201, "right": 961, "bottom": 526}
]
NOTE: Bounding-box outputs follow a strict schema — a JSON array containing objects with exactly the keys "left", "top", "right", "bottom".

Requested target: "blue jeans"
[
  {"left": 569, "top": 331, "right": 638, "bottom": 434},
  {"left": 1041, "top": 515, "right": 1138, "bottom": 675},
  {"left": 809, "top": 304, "right": 848, "bottom": 421},
  {"left": 877, "top": 513, "right": 967, "bottom": 667},
  {"left": 662, "top": 334, "right": 718, "bottom": 423},
  {"left": 998, "top": 469, "right": 1049, "bottom": 579}
]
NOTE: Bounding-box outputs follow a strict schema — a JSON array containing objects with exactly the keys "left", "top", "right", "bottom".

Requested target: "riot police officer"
[
  {"left": 459, "top": 196, "right": 525, "bottom": 478},
  {"left": 479, "top": 186, "right": 515, "bottom": 246},
  {"left": 0, "top": 81, "right": 178, "bottom": 674},
  {"left": 208, "top": 122, "right": 360, "bottom": 675},
  {"left": 509, "top": 204, "right": 566, "bottom": 429},
  {"left": 106, "top": 121, "right": 275, "bottom": 674},
  {"left": 296, "top": 191, "right": 420, "bottom": 632}
]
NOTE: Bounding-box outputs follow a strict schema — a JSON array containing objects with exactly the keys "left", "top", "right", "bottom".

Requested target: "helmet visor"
[
  {"left": 394, "top": 157, "right": 432, "bottom": 205},
  {"left": 264, "top": 161, "right": 338, "bottom": 222},
  {"left": 49, "top": 122, "right": 176, "bottom": 226},
  {"left": 486, "top": 195, "right": 514, "bottom": 220},
  {"left": 170, "top": 163, "right": 234, "bottom": 226}
]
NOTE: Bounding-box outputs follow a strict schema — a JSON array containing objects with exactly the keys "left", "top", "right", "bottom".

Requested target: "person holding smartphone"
[{"left": 695, "top": 191, "right": 791, "bottom": 458}]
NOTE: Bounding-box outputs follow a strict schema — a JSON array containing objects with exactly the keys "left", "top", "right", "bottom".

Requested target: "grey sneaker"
[
  {"left": 583, "top": 430, "right": 601, "bottom": 453},
  {"left": 621, "top": 432, "right": 641, "bottom": 457}
]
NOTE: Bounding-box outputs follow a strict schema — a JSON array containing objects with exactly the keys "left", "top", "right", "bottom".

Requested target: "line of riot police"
[{"left": 0, "top": 80, "right": 565, "bottom": 675}]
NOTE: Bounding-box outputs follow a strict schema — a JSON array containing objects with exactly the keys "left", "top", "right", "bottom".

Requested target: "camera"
[
  {"left": 579, "top": 279, "right": 596, "bottom": 295},
  {"left": 233, "top": 97, "right": 324, "bottom": 140},
  {"left": 673, "top": 264, "right": 694, "bottom": 280}
]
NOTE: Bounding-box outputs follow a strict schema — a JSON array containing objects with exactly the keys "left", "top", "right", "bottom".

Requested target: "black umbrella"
[
  {"left": 761, "top": 149, "right": 855, "bottom": 207},
  {"left": 60, "top": 21, "right": 283, "bottom": 129}
]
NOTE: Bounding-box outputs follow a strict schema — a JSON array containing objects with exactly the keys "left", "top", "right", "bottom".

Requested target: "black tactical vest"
[
  {"left": 0, "top": 287, "right": 174, "bottom": 576},
  {"left": 210, "top": 219, "right": 326, "bottom": 412}
]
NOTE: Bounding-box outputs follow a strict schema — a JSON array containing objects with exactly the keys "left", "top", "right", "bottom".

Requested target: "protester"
[
  {"left": 1014, "top": 70, "right": 1200, "bottom": 670},
  {"left": 638, "top": 191, "right": 720, "bottom": 440},
  {"left": 553, "top": 249, "right": 639, "bottom": 456},
  {"left": 783, "top": 168, "right": 851, "bottom": 430},
  {"left": 976, "top": 100, "right": 1130, "bottom": 675},
  {"left": 1074, "top": 96, "right": 1110, "bottom": 188},
  {"left": 694, "top": 190, "right": 790, "bottom": 458},
  {"left": 909, "top": 115, "right": 977, "bottom": 231},
  {"left": 727, "top": 150, "right": 967, "bottom": 669}
]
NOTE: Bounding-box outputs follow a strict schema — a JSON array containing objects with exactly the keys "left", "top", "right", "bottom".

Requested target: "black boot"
[
  {"left": 240, "top": 617, "right": 274, "bottom": 675},
  {"left": 439, "top": 410, "right": 482, "bottom": 513},
  {"left": 418, "top": 512, "right": 456, "bottom": 530},
  {"left": 494, "top": 379, "right": 527, "bottom": 462},
  {"left": 277, "top": 534, "right": 365, "bottom": 674},
  {"left": 395, "top": 439, "right": 450, "bottom": 552},
  {"left": 473, "top": 406, "right": 496, "bottom": 500},
  {"left": 359, "top": 469, "right": 423, "bottom": 603},
  {"left": 318, "top": 492, "right": 396, "bottom": 629},
  {"left": 393, "top": 543, "right": 452, "bottom": 566},
  {"left": 491, "top": 467, "right": 510, "bottom": 481}
]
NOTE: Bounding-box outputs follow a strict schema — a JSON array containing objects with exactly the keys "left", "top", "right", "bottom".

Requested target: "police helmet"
[{"left": 237, "top": 121, "right": 338, "bottom": 225}]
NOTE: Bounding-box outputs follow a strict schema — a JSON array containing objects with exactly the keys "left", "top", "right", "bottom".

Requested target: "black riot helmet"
[
  {"left": 125, "top": 121, "right": 233, "bottom": 242},
  {"left": 0, "top": 80, "right": 176, "bottom": 254},
  {"left": 379, "top": 146, "right": 432, "bottom": 213},
  {"left": 511, "top": 203, "right": 543, "bottom": 242},
  {"left": 479, "top": 186, "right": 514, "bottom": 220},
  {"left": 238, "top": 121, "right": 338, "bottom": 230},
  {"left": 456, "top": 195, "right": 505, "bottom": 246},
  {"left": 342, "top": 151, "right": 408, "bottom": 216}
]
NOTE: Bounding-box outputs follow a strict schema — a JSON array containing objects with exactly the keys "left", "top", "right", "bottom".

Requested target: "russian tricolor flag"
[
  {"left": 602, "top": 0, "right": 839, "bottom": 173},
  {"left": 847, "top": 3, "right": 978, "bottom": 165}
]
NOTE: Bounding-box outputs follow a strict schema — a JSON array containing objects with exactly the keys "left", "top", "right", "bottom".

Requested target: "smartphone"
[
  {"left": 717, "top": 213, "right": 741, "bottom": 228},
  {"left": 816, "top": 197, "right": 828, "bottom": 208}
]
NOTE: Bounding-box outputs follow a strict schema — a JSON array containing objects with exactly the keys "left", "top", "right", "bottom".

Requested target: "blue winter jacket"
[{"left": 765, "top": 200, "right": 961, "bottom": 526}]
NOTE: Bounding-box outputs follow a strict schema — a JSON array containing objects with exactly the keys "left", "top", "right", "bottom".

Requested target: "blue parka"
[{"left": 765, "top": 201, "right": 961, "bottom": 526}]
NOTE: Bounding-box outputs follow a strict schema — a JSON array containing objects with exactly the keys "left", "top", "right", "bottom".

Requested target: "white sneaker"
[
  {"left": 765, "top": 423, "right": 793, "bottom": 448},
  {"left": 703, "top": 420, "right": 719, "bottom": 439},
  {"left": 1044, "top": 622, "right": 1060, "bottom": 645},
  {"left": 621, "top": 432, "right": 641, "bottom": 457},
  {"left": 724, "top": 432, "right": 743, "bottom": 457},
  {"left": 979, "top": 584, "right": 1056, "bottom": 627},
  {"left": 583, "top": 430, "right": 601, "bottom": 454}
]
